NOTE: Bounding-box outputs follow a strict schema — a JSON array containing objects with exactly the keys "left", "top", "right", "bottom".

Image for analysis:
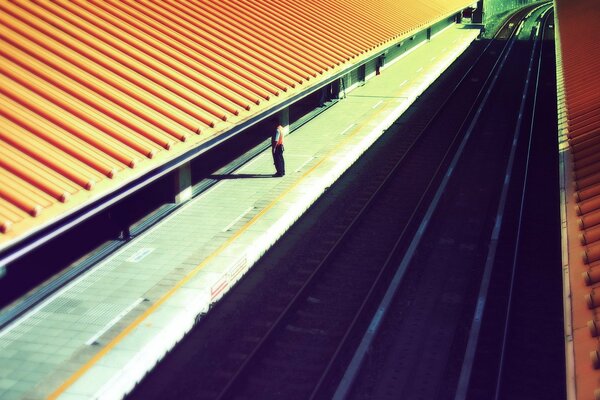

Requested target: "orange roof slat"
[
  {"left": 54, "top": 0, "right": 256, "bottom": 112},
  {"left": 226, "top": 0, "right": 350, "bottom": 67},
  {"left": 0, "top": 47, "right": 194, "bottom": 140},
  {"left": 137, "top": 1, "right": 306, "bottom": 87},
  {"left": 557, "top": 0, "right": 600, "bottom": 397},
  {"left": 0, "top": 44, "right": 194, "bottom": 142},
  {"left": 239, "top": 1, "right": 358, "bottom": 69},
  {"left": 80, "top": 0, "right": 269, "bottom": 103},
  {"left": 0, "top": 168, "right": 54, "bottom": 216},
  {"left": 0, "top": 126, "right": 99, "bottom": 191},
  {"left": 153, "top": 0, "right": 316, "bottom": 82},
  {"left": 0, "top": 142, "right": 77, "bottom": 203},
  {"left": 168, "top": 0, "right": 326, "bottom": 78},
  {"left": 90, "top": 0, "right": 285, "bottom": 97},
  {"left": 575, "top": 172, "right": 600, "bottom": 192},
  {"left": 13, "top": 0, "right": 236, "bottom": 122},
  {"left": 320, "top": 0, "right": 397, "bottom": 43},
  {"left": 573, "top": 150, "right": 600, "bottom": 173},
  {"left": 0, "top": 75, "right": 146, "bottom": 167},
  {"left": 0, "top": 6, "right": 219, "bottom": 129},
  {"left": 0, "top": 196, "right": 27, "bottom": 221},
  {"left": 582, "top": 225, "right": 600, "bottom": 247},
  {"left": 0, "top": 57, "right": 179, "bottom": 151},
  {"left": 576, "top": 183, "right": 600, "bottom": 204},
  {"left": 0, "top": 102, "right": 123, "bottom": 178},
  {"left": 108, "top": 0, "right": 297, "bottom": 90},
  {"left": 578, "top": 197, "right": 600, "bottom": 219},
  {"left": 256, "top": 0, "right": 370, "bottom": 60},
  {"left": 269, "top": 0, "right": 377, "bottom": 57},
  {"left": 1, "top": 72, "right": 160, "bottom": 160},
  {"left": 181, "top": 0, "right": 329, "bottom": 75}
]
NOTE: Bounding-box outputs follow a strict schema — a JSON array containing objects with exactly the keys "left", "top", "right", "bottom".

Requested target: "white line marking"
[
  {"left": 223, "top": 207, "right": 253, "bottom": 232},
  {"left": 431, "top": 56, "right": 437, "bottom": 61},
  {"left": 372, "top": 100, "right": 383, "bottom": 109},
  {"left": 340, "top": 123, "right": 356, "bottom": 135},
  {"left": 85, "top": 298, "right": 145, "bottom": 346},
  {"left": 295, "top": 157, "right": 314, "bottom": 172},
  {"left": 237, "top": 154, "right": 263, "bottom": 171},
  {"left": 399, "top": 80, "right": 408, "bottom": 87},
  {"left": 416, "top": 67, "right": 423, "bottom": 72}
]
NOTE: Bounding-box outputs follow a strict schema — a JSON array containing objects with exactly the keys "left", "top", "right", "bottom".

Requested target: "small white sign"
[{"left": 127, "top": 248, "right": 154, "bottom": 263}]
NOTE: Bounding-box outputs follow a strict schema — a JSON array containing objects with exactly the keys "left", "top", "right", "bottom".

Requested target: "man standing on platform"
[{"left": 272, "top": 120, "right": 285, "bottom": 177}]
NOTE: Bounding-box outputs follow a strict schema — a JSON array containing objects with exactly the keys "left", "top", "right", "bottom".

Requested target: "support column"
[
  {"left": 473, "top": 0, "right": 484, "bottom": 24},
  {"left": 330, "top": 79, "right": 342, "bottom": 100},
  {"left": 173, "top": 162, "right": 192, "bottom": 204},
  {"left": 358, "top": 64, "right": 366, "bottom": 83},
  {"left": 338, "top": 76, "right": 347, "bottom": 99}
]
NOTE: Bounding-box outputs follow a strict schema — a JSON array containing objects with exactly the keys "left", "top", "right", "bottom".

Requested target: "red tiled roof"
[
  {"left": 555, "top": 0, "right": 600, "bottom": 398},
  {"left": 0, "top": 0, "right": 473, "bottom": 249}
]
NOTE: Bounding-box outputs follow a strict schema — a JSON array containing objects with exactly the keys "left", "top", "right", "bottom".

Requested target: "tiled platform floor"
[{"left": 0, "top": 25, "right": 480, "bottom": 400}]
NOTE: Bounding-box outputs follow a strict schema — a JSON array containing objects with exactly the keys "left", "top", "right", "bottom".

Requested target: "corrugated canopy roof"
[
  {"left": 0, "top": 0, "right": 473, "bottom": 251},
  {"left": 555, "top": 0, "right": 600, "bottom": 398}
]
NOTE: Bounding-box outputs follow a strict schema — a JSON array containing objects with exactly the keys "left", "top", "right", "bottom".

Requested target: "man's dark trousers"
[{"left": 273, "top": 146, "right": 285, "bottom": 176}]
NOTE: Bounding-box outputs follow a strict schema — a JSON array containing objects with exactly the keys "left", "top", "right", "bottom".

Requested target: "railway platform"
[{"left": 0, "top": 24, "right": 479, "bottom": 400}]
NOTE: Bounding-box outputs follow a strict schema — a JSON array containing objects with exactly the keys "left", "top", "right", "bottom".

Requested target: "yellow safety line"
[{"left": 49, "top": 105, "right": 388, "bottom": 399}]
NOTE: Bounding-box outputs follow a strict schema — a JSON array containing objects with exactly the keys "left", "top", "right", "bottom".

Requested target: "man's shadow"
[{"left": 209, "top": 173, "right": 275, "bottom": 180}]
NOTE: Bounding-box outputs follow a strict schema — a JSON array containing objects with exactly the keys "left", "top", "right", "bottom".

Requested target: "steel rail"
[
  {"left": 330, "top": 7, "right": 537, "bottom": 400},
  {"left": 454, "top": 5, "right": 553, "bottom": 400},
  {"left": 312, "top": 10, "right": 533, "bottom": 400},
  {"left": 216, "top": 12, "right": 525, "bottom": 400},
  {"left": 493, "top": 8, "right": 553, "bottom": 400}
]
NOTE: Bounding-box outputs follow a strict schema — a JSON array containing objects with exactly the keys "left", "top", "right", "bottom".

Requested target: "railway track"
[
  {"left": 459, "top": 8, "right": 565, "bottom": 400},
  {"left": 129, "top": 6, "right": 559, "bottom": 400},
  {"left": 490, "top": 11, "right": 565, "bottom": 399},
  {"left": 212, "top": 10, "right": 536, "bottom": 400},
  {"left": 344, "top": 5, "right": 562, "bottom": 400}
]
